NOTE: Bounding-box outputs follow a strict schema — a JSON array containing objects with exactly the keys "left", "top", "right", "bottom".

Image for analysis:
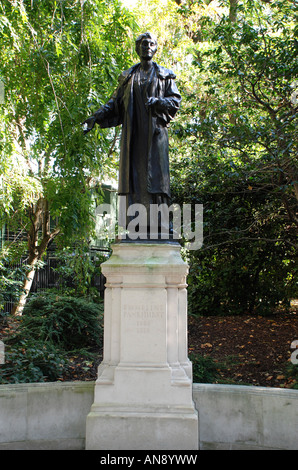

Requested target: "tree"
[
  {"left": 0, "top": 0, "right": 137, "bottom": 314},
  {"left": 169, "top": 0, "right": 297, "bottom": 314}
]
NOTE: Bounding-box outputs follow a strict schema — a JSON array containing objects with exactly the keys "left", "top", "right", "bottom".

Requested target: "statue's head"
[{"left": 135, "top": 32, "right": 157, "bottom": 60}]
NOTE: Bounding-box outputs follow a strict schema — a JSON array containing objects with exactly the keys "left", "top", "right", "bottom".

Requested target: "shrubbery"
[
  {"left": 1, "top": 339, "right": 68, "bottom": 383},
  {"left": 173, "top": 156, "right": 297, "bottom": 317},
  {"left": 19, "top": 292, "right": 104, "bottom": 350},
  {"left": 0, "top": 292, "right": 104, "bottom": 384},
  {"left": 189, "top": 353, "right": 219, "bottom": 384}
]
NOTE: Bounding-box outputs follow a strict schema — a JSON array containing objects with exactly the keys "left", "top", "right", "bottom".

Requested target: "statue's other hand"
[
  {"left": 82, "top": 116, "right": 96, "bottom": 134},
  {"left": 146, "top": 97, "right": 159, "bottom": 109}
]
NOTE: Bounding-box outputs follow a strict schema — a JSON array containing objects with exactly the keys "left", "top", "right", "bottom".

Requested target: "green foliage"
[
  {"left": 0, "top": 0, "right": 137, "bottom": 245},
  {"left": 0, "top": 291, "right": 104, "bottom": 383},
  {"left": 18, "top": 292, "right": 104, "bottom": 350},
  {"left": 177, "top": 153, "right": 297, "bottom": 315},
  {"left": 0, "top": 0, "right": 137, "bottom": 312},
  {"left": 170, "top": 0, "right": 298, "bottom": 315},
  {"left": 189, "top": 353, "right": 219, "bottom": 383},
  {"left": 286, "top": 363, "right": 298, "bottom": 390},
  {"left": 53, "top": 244, "right": 105, "bottom": 296},
  {"left": 0, "top": 247, "right": 28, "bottom": 312},
  {"left": 0, "top": 339, "right": 68, "bottom": 384},
  {"left": 0, "top": 261, "right": 24, "bottom": 312}
]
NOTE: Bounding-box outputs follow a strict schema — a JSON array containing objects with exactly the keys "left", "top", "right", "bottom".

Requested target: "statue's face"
[{"left": 139, "top": 37, "right": 157, "bottom": 60}]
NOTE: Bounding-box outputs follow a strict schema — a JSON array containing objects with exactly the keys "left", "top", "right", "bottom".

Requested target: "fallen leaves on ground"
[{"left": 188, "top": 310, "right": 298, "bottom": 388}]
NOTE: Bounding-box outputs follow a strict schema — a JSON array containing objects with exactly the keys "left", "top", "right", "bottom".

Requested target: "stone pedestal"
[{"left": 85, "top": 242, "right": 199, "bottom": 450}]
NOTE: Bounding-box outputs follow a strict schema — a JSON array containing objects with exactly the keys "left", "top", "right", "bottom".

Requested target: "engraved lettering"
[
  {"left": 123, "top": 303, "right": 163, "bottom": 319},
  {"left": 123, "top": 303, "right": 164, "bottom": 334}
]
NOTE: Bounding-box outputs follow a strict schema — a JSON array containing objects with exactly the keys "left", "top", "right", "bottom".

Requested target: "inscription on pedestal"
[
  {"left": 124, "top": 304, "right": 163, "bottom": 334},
  {"left": 121, "top": 289, "right": 167, "bottom": 364}
]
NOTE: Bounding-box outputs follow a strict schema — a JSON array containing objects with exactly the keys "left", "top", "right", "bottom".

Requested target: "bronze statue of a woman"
[{"left": 83, "top": 32, "right": 181, "bottom": 238}]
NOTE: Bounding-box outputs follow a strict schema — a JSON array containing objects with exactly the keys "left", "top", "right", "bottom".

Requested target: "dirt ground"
[
  {"left": 60, "top": 309, "right": 298, "bottom": 388},
  {"left": 188, "top": 310, "right": 298, "bottom": 388}
]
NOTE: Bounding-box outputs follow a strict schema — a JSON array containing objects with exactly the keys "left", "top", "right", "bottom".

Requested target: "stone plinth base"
[
  {"left": 85, "top": 242, "right": 199, "bottom": 450},
  {"left": 86, "top": 405, "right": 198, "bottom": 450}
]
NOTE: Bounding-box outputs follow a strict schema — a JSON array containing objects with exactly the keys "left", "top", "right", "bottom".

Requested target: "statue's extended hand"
[{"left": 82, "top": 116, "right": 96, "bottom": 134}]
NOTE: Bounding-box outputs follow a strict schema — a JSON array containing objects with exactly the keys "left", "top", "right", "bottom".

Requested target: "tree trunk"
[
  {"left": 11, "top": 197, "right": 60, "bottom": 316},
  {"left": 11, "top": 256, "right": 39, "bottom": 316},
  {"left": 229, "top": 0, "right": 239, "bottom": 22}
]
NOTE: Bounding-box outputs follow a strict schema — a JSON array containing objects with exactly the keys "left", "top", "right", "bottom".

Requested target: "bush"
[
  {"left": 190, "top": 353, "right": 219, "bottom": 383},
  {"left": 173, "top": 162, "right": 297, "bottom": 316},
  {"left": 286, "top": 363, "right": 298, "bottom": 389},
  {"left": 0, "top": 292, "right": 104, "bottom": 384},
  {"left": 0, "top": 339, "right": 68, "bottom": 383},
  {"left": 187, "top": 240, "right": 296, "bottom": 317},
  {"left": 19, "top": 292, "right": 104, "bottom": 350}
]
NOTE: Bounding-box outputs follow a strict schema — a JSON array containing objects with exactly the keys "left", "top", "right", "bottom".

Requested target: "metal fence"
[{"left": 2, "top": 248, "right": 108, "bottom": 314}]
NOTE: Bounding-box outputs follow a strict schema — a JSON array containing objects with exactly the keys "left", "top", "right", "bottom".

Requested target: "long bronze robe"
[{"left": 94, "top": 62, "right": 181, "bottom": 203}]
